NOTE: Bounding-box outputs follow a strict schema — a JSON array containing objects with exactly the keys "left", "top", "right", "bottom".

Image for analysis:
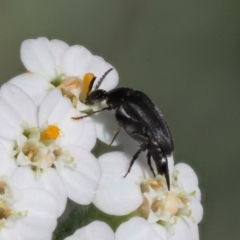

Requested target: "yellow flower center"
[
  {"left": 0, "top": 201, "right": 12, "bottom": 220},
  {"left": 40, "top": 125, "right": 60, "bottom": 141},
  {"left": 0, "top": 202, "right": 28, "bottom": 229},
  {"left": 0, "top": 182, "right": 6, "bottom": 194},
  {"left": 0, "top": 203, "right": 12, "bottom": 225},
  {"left": 22, "top": 143, "right": 39, "bottom": 161},
  {"left": 151, "top": 193, "right": 181, "bottom": 217},
  {"left": 149, "top": 179, "right": 164, "bottom": 189},
  {"left": 139, "top": 172, "right": 195, "bottom": 225},
  {"left": 59, "top": 76, "right": 81, "bottom": 107},
  {"left": 13, "top": 122, "right": 75, "bottom": 173}
]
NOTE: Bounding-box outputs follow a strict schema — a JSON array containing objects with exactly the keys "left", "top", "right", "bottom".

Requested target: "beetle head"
[
  {"left": 80, "top": 68, "right": 113, "bottom": 105},
  {"left": 87, "top": 89, "right": 107, "bottom": 104}
]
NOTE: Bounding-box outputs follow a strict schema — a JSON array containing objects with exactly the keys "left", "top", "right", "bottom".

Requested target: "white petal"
[
  {"left": 0, "top": 228, "right": 24, "bottom": 240},
  {"left": 50, "top": 39, "right": 69, "bottom": 67},
  {"left": 115, "top": 217, "right": 161, "bottom": 240},
  {"left": 62, "top": 45, "right": 118, "bottom": 91},
  {"left": 85, "top": 57, "right": 119, "bottom": 92},
  {"left": 94, "top": 177, "right": 142, "bottom": 215},
  {"left": 57, "top": 145, "right": 101, "bottom": 204},
  {"left": 65, "top": 221, "right": 115, "bottom": 240},
  {"left": 9, "top": 73, "right": 52, "bottom": 106},
  {"left": 174, "top": 163, "right": 199, "bottom": 192},
  {"left": 0, "top": 141, "right": 17, "bottom": 175},
  {"left": 21, "top": 37, "right": 58, "bottom": 79},
  {"left": 14, "top": 188, "right": 58, "bottom": 240},
  {"left": 39, "top": 89, "right": 91, "bottom": 147},
  {"left": 34, "top": 168, "right": 67, "bottom": 216},
  {"left": 65, "top": 235, "right": 78, "bottom": 240},
  {"left": 170, "top": 217, "right": 199, "bottom": 240},
  {"left": 0, "top": 83, "right": 37, "bottom": 127},
  {"left": 93, "top": 152, "right": 143, "bottom": 215},
  {"left": 59, "top": 109, "right": 85, "bottom": 146},
  {"left": 62, "top": 45, "right": 96, "bottom": 76},
  {"left": 0, "top": 137, "right": 15, "bottom": 153},
  {"left": 151, "top": 223, "right": 168, "bottom": 239},
  {"left": 38, "top": 88, "right": 71, "bottom": 126},
  {"left": 14, "top": 188, "right": 57, "bottom": 217},
  {"left": 98, "top": 151, "right": 143, "bottom": 181},
  {"left": 194, "top": 187, "right": 201, "bottom": 202},
  {"left": 12, "top": 167, "right": 66, "bottom": 217},
  {"left": 188, "top": 201, "right": 203, "bottom": 224},
  {"left": 92, "top": 111, "right": 123, "bottom": 145},
  {"left": 76, "top": 117, "right": 96, "bottom": 151},
  {"left": 17, "top": 225, "right": 53, "bottom": 240},
  {"left": 0, "top": 99, "right": 23, "bottom": 139},
  {"left": 38, "top": 88, "right": 93, "bottom": 149}
]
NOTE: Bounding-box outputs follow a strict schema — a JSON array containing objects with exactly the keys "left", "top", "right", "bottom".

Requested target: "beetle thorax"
[{"left": 106, "top": 88, "right": 134, "bottom": 109}]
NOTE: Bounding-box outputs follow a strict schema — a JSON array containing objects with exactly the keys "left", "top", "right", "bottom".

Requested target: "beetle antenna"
[{"left": 95, "top": 68, "right": 113, "bottom": 90}]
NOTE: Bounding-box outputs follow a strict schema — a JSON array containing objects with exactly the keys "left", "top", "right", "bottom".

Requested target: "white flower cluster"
[{"left": 0, "top": 37, "right": 203, "bottom": 240}]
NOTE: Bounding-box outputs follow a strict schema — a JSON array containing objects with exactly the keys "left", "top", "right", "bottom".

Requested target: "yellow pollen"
[
  {"left": 138, "top": 196, "right": 150, "bottom": 218},
  {"left": 83, "top": 73, "right": 95, "bottom": 85},
  {"left": 53, "top": 147, "right": 62, "bottom": 157},
  {"left": 22, "top": 144, "right": 38, "bottom": 161},
  {"left": 151, "top": 200, "right": 162, "bottom": 213},
  {"left": 40, "top": 125, "right": 60, "bottom": 141},
  {"left": 180, "top": 196, "right": 189, "bottom": 204},
  {"left": 0, "top": 201, "right": 11, "bottom": 220},
  {"left": 0, "top": 199, "right": 28, "bottom": 229},
  {"left": 149, "top": 180, "right": 163, "bottom": 189},
  {"left": 0, "top": 182, "right": 6, "bottom": 194},
  {"left": 80, "top": 73, "right": 96, "bottom": 103},
  {"left": 189, "top": 190, "right": 196, "bottom": 197}
]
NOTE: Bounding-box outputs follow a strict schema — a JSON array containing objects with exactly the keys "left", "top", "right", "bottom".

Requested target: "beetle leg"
[
  {"left": 147, "top": 152, "right": 156, "bottom": 177},
  {"left": 124, "top": 143, "right": 147, "bottom": 178},
  {"left": 72, "top": 106, "right": 111, "bottom": 120},
  {"left": 116, "top": 106, "right": 151, "bottom": 177},
  {"left": 108, "top": 126, "right": 121, "bottom": 146}
]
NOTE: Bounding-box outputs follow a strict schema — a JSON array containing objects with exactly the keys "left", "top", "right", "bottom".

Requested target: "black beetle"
[{"left": 75, "top": 68, "right": 174, "bottom": 190}]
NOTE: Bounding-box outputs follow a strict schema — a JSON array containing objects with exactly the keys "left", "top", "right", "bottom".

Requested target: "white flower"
[
  {"left": 0, "top": 141, "right": 17, "bottom": 176},
  {"left": 115, "top": 217, "right": 163, "bottom": 240},
  {"left": 9, "top": 37, "right": 120, "bottom": 144},
  {"left": 93, "top": 151, "right": 144, "bottom": 215},
  {"left": 63, "top": 218, "right": 163, "bottom": 240},
  {"left": 64, "top": 217, "right": 198, "bottom": 240},
  {"left": 93, "top": 151, "right": 203, "bottom": 240},
  {"left": 142, "top": 163, "right": 203, "bottom": 225},
  {"left": 64, "top": 221, "right": 115, "bottom": 240},
  {"left": 0, "top": 175, "right": 57, "bottom": 240},
  {"left": 2, "top": 36, "right": 204, "bottom": 240},
  {"left": 116, "top": 216, "right": 199, "bottom": 240},
  {"left": 0, "top": 84, "right": 101, "bottom": 216}
]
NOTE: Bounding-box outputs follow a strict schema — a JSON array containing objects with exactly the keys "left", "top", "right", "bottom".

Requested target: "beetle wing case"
[{"left": 122, "top": 90, "right": 174, "bottom": 155}]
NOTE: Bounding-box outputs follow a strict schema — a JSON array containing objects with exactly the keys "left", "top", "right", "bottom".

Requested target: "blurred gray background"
[{"left": 0, "top": 1, "right": 239, "bottom": 239}]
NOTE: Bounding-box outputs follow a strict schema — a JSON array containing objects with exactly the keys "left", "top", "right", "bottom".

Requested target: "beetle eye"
[{"left": 87, "top": 90, "right": 107, "bottom": 103}]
